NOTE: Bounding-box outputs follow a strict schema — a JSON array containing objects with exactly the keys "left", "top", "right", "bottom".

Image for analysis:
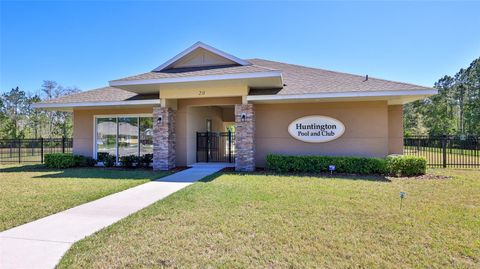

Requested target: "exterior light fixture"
[{"left": 241, "top": 113, "right": 247, "bottom": 122}]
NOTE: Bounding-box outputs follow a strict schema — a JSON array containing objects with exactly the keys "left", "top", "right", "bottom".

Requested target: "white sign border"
[{"left": 288, "top": 115, "right": 346, "bottom": 143}]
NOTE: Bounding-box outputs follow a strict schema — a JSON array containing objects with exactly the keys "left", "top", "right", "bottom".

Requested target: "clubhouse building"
[{"left": 34, "top": 42, "right": 437, "bottom": 171}]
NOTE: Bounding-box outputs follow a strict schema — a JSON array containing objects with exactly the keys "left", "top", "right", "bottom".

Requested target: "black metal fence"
[
  {"left": 196, "top": 132, "right": 235, "bottom": 163},
  {"left": 2, "top": 136, "right": 479, "bottom": 167},
  {"left": 404, "top": 136, "right": 480, "bottom": 168},
  {"left": 0, "top": 138, "right": 73, "bottom": 163}
]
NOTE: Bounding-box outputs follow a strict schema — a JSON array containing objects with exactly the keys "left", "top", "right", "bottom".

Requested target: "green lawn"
[
  {"left": 0, "top": 164, "right": 170, "bottom": 231},
  {"left": 59, "top": 169, "right": 479, "bottom": 268}
]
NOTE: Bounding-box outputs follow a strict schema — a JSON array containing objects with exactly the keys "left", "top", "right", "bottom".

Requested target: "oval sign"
[{"left": 288, "top": 115, "right": 345, "bottom": 143}]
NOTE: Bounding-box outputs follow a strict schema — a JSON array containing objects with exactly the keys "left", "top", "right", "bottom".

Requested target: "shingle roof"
[
  {"left": 110, "top": 64, "right": 276, "bottom": 82},
  {"left": 248, "top": 59, "right": 431, "bottom": 95},
  {"left": 38, "top": 86, "right": 156, "bottom": 104},
  {"left": 37, "top": 58, "right": 432, "bottom": 105}
]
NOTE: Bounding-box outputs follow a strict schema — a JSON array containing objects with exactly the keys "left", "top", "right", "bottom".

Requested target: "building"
[{"left": 34, "top": 42, "right": 437, "bottom": 171}]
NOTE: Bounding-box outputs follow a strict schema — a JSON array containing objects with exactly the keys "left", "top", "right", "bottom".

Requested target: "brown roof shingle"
[
  {"left": 248, "top": 59, "right": 431, "bottom": 95},
  {"left": 37, "top": 58, "right": 432, "bottom": 106},
  {"left": 110, "top": 64, "right": 276, "bottom": 82},
  {"left": 38, "top": 86, "right": 155, "bottom": 104}
]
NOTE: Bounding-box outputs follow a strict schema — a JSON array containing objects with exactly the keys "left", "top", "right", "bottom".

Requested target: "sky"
[{"left": 1, "top": 1, "right": 479, "bottom": 95}]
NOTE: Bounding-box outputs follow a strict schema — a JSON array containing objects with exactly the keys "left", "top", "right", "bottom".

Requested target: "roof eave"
[
  {"left": 247, "top": 89, "right": 438, "bottom": 104},
  {"left": 32, "top": 99, "right": 160, "bottom": 111},
  {"left": 109, "top": 71, "right": 283, "bottom": 87}
]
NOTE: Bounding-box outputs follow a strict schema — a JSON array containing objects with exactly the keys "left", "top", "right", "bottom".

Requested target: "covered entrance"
[{"left": 196, "top": 131, "right": 235, "bottom": 163}]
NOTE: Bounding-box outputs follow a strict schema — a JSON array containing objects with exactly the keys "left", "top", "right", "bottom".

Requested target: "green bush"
[
  {"left": 74, "top": 155, "right": 97, "bottom": 167},
  {"left": 44, "top": 153, "right": 77, "bottom": 168},
  {"left": 119, "top": 155, "right": 138, "bottom": 168},
  {"left": 266, "top": 154, "right": 387, "bottom": 175},
  {"left": 45, "top": 153, "right": 97, "bottom": 168},
  {"left": 102, "top": 153, "right": 116, "bottom": 167},
  {"left": 386, "top": 155, "right": 426, "bottom": 177},
  {"left": 139, "top": 154, "right": 153, "bottom": 168},
  {"left": 96, "top": 152, "right": 109, "bottom": 163}
]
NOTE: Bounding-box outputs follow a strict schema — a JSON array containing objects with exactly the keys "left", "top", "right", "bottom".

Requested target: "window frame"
[{"left": 93, "top": 114, "right": 153, "bottom": 163}]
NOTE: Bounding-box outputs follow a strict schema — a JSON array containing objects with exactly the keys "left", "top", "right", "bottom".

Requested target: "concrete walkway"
[{"left": 0, "top": 163, "right": 230, "bottom": 269}]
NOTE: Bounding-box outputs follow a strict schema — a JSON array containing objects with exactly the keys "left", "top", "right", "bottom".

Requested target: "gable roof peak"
[{"left": 153, "top": 42, "right": 251, "bottom": 72}]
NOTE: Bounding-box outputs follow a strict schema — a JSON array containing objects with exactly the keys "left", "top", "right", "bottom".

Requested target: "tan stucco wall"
[
  {"left": 175, "top": 97, "right": 241, "bottom": 166},
  {"left": 72, "top": 98, "right": 404, "bottom": 167},
  {"left": 388, "top": 105, "right": 404, "bottom": 154},
  {"left": 73, "top": 107, "right": 153, "bottom": 157},
  {"left": 255, "top": 101, "right": 390, "bottom": 167}
]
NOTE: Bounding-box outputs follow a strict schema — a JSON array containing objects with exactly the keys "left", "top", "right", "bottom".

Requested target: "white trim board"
[
  {"left": 109, "top": 71, "right": 282, "bottom": 87},
  {"left": 153, "top": 42, "right": 251, "bottom": 71},
  {"left": 33, "top": 99, "right": 160, "bottom": 109},
  {"left": 246, "top": 89, "right": 438, "bottom": 102}
]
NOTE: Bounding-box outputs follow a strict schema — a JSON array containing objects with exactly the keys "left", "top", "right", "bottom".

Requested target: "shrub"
[
  {"left": 74, "top": 155, "right": 97, "bottom": 167},
  {"left": 386, "top": 155, "right": 426, "bottom": 177},
  {"left": 119, "top": 155, "right": 138, "bottom": 168},
  {"left": 266, "top": 154, "right": 387, "bottom": 175},
  {"left": 45, "top": 153, "right": 97, "bottom": 168},
  {"left": 102, "top": 153, "right": 116, "bottom": 167},
  {"left": 139, "top": 154, "right": 153, "bottom": 168},
  {"left": 96, "top": 152, "right": 109, "bottom": 163},
  {"left": 44, "top": 153, "right": 77, "bottom": 168}
]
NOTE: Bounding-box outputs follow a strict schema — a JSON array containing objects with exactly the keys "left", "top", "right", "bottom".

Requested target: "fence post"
[
  {"left": 40, "top": 137, "right": 44, "bottom": 163},
  {"left": 62, "top": 137, "right": 65, "bottom": 153},
  {"left": 442, "top": 135, "right": 447, "bottom": 168},
  {"left": 206, "top": 132, "right": 209, "bottom": 163},
  {"left": 228, "top": 131, "right": 232, "bottom": 163},
  {"left": 18, "top": 139, "right": 21, "bottom": 163}
]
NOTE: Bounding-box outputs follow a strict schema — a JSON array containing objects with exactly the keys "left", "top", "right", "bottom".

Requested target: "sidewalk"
[{"left": 0, "top": 163, "right": 230, "bottom": 269}]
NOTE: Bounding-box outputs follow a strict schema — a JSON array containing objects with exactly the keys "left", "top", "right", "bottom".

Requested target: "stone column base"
[
  {"left": 235, "top": 104, "right": 255, "bottom": 171},
  {"left": 153, "top": 107, "right": 176, "bottom": 171}
]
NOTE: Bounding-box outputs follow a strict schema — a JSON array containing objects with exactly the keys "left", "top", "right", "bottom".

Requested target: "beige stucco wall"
[
  {"left": 73, "top": 107, "right": 153, "bottom": 157},
  {"left": 255, "top": 101, "right": 390, "bottom": 167},
  {"left": 388, "top": 105, "right": 404, "bottom": 154},
  {"left": 72, "top": 98, "right": 404, "bottom": 168}
]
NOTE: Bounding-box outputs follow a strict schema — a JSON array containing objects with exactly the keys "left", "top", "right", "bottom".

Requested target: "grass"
[
  {"left": 59, "top": 169, "right": 479, "bottom": 268},
  {"left": 0, "top": 164, "right": 170, "bottom": 231}
]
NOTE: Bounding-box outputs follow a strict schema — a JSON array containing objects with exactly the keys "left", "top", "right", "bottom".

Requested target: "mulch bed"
[
  {"left": 389, "top": 174, "right": 452, "bottom": 180},
  {"left": 216, "top": 167, "right": 452, "bottom": 181}
]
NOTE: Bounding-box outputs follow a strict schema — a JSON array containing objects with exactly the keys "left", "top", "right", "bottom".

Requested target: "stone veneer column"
[
  {"left": 153, "top": 106, "right": 176, "bottom": 171},
  {"left": 235, "top": 104, "right": 255, "bottom": 171}
]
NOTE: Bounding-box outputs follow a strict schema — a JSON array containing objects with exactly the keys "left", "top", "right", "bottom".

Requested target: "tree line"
[
  {"left": 0, "top": 81, "right": 80, "bottom": 139},
  {"left": 404, "top": 57, "right": 479, "bottom": 136},
  {"left": 1, "top": 57, "right": 478, "bottom": 140}
]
